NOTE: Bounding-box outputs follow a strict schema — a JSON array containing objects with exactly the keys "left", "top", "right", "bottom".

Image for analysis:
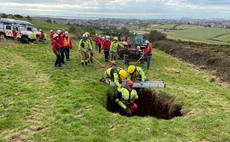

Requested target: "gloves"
[
  {"left": 140, "top": 82, "right": 144, "bottom": 86},
  {"left": 115, "top": 98, "right": 119, "bottom": 103}
]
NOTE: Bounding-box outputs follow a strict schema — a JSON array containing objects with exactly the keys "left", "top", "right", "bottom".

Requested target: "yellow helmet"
[
  {"left": 85, "top": 32, "right": 90, "bottom": 36},
  {"left": 128, "top": 65, "right": 136, "bottom": 74},
  {"left": 137, "top": 46, "right": 140, "bottom": 49},
  {"left": 114, "top": 37, "right": 118, "bottom": 41},
  {"left": 119, "top": 69, "right": 127, "bottom": 79}
]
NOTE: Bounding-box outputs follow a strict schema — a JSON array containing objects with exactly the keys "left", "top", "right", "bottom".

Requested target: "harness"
[
  {"left": 121, "top": 87, "right": 133, "bottom": 105},
  {"left": 110, "top": 67, "right": 122, "bottom": 77}
]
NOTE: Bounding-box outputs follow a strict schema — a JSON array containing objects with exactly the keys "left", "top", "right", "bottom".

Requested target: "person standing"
[
  {"left": 50, "top": 30, "right": 54, "bottom": 41},
  {"left": 98, "top": 35, "right": 102, "bottom": 53},
  {"left": 85, "top": 32, "right": 94, "bottom": 63},
  {"left": 78, "top": 33, "right": 92, "bottom": 66},
  {"left": 57, "top": 30, "right": 65, "bottom": 64},
  {"left": 93, "top": 34, "right": 99, "bottom": 51},
  {"left": 144, "top": 40, "right": 152, "bottom": 70},
  {"left": 52, "top": 34, "right": 61, "bottom": 67},
  {"left": 12, "top": 26, "right": 18, "bottom": 44},
  {"left": 110, "top": 37, "right": 124, "bottom": 61},
  {"left": 102, "top": 36, "right": 111, "bottom": 62},
  {"left": 63, "top": 31, "right": 72, "bottom": 61}
]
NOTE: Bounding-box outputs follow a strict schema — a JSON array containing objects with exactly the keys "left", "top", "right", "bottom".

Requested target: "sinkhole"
[{"left": 106, "top": 89, "right": 183, "bottom": 119}]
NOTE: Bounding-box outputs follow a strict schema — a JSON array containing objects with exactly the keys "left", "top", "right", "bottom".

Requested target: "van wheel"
[
  {"left": 0, "top": 33, "right": 5, "bottom": 39},
  {"left": 20, "top": 37, "right": 29, "bottom": 43}
]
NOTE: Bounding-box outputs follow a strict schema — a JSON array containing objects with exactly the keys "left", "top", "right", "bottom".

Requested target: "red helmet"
[
  {"left": 127, "top": 80, "right": 134, "bottom": 87},
  {"left": 131, "top": 103, "right": 138, "bottom": 111}
]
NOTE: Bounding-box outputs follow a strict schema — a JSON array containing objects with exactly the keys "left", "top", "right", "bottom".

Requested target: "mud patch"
[{"left": 106, "top": 89, "right": 183, "bottom": 119}]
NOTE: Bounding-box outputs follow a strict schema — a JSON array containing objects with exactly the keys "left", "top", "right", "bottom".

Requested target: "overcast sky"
[{"left": 1, "top": 0, "right": 230, "bottom": 19}]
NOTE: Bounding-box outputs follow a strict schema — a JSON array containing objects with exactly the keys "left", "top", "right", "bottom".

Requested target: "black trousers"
[
  {"left": 54, "top": 51, "right": 62, "bottom": 67},
  {"left": 60, "top": 47, "right": 65, "bottom": 64},
  {"left": 63, "top": 48, "right": 70, "bottom": 60},
  {"left": 104, "top": 49, "right": 109, "bottom": 61},
  {"left": 98, "top": 44, "right": 101, "bottom": 53}
]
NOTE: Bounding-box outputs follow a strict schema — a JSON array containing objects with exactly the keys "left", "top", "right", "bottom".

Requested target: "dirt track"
[{"left": 154, "top": 40, "right": 230, "bottom": 83}]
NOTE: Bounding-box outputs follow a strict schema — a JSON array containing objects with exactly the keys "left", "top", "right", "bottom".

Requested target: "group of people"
[
  {"left": 50, "top": 30, "right": 153, "bottom": 116},
  {"left": 101, "top": 64, "right": 147, "bottom": 116},
  {"left": 51, "top": 31, "right": 152, "bottom": 70},
  {"left": 93, "top": 34, "right": 152, "bottom": 70},
  {"left": 50, "top": 30, "right": 72, "bottom": 67}
]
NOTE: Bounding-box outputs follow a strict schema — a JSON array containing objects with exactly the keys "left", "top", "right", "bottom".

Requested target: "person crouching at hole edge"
[
  {"left": 127, "top": 65, "right": 147, "bottom": 86},
  {"left": 100, "top": 67, "right": 127, "bottom": 88},
  {"left": 52, "top": 34, "right": 62, "bottom": 67},
  {"left": 78, "top": 33, "right": 92, "bottom": 66},
  {"left": 115, "top": 81, "right": 139, "bottom": 116}
]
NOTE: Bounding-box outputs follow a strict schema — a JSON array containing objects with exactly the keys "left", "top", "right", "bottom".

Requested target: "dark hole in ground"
[{"left": 106, "top": 89, "right": 183, "bottom": 119}]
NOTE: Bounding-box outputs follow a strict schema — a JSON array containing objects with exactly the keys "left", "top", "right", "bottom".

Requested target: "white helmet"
[
  {"left": 65, "top": 31, "right": 68, "bottom": 35},
  {"left": 145, "top": 40, "right": 149, "bottom": 44},
  {"left": 102, "top": 37, "right": 105, "bottom": 40},
  {"left": 82, "top": 33, "right": 88, "bottom": 38},
  {"left": 39, "top": 29, "right": 42, "bottom": 32},
  {"left": 57, "top": 30, "right": 61, "bottom": 34},
  {"left": 50, "top": 30, "right": 53, "bottom": 32},
  {"left": 53, "top": 34, "right": 58, "bottom": 38}
]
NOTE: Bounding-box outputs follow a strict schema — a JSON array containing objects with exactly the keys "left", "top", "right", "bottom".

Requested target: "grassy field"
[
  {"left": 0, "top": 39, "right": 229, "bottom": 141},
  {"left": 164, "top": 27, "right": 230, "bottom": 44},
  {"left": 154, "top": 24, "right": 177, "bottom": 29},
  {"left": 213, "top": 34, "right": 230, "bottom": 43},
  {"left": 132, "top": 24, "right": 230, "bottom": 45}
]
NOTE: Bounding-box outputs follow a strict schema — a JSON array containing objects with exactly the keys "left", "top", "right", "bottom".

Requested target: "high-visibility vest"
[{"left": 64, "top": 37, "right": 71, "bottom": 47}]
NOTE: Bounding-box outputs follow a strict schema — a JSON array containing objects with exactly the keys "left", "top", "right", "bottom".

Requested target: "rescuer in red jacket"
[
  {"left": 102, "top": 36, "right": 111, "bottom": 62},
  {"left": 57, "top": 30, "right": 65, "bottom": 64},
  {"left": 39, "top": 29, "right": 46, "bottom": 44},
  {"left": 144, "top": 40, "right": 152, "bottom": 69},
  {"left": 52, "top": 34, "right": 61, "bottom": 67}
]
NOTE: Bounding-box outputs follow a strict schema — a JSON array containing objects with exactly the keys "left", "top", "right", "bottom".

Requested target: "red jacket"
[
  {"left": 102, "top": 40, "right": 111, "bottom": 50},
  {"left": 144, "top": 44, "right": 152, "bottom": 55},
  {"left": 94, "top": 36, "right": 102, "bottom": 45},
  {"left": 52, "top": 39, "right": 60, "bottom": 52},
  {"left": 40, "top": 31, "right": 45, "bottom": 38},
  {"left": 94, "top": 36, "right": 99, "bottom": 43},
  {"left": 63, "top": 36, "right": 72, "bottom": 48},
  {"left": 50, "top": 32, "right": 54, "bottom": 40},
  {"left": 97, "top": 37, "right": 102, "bottom": 45},
  {"left": 57, "top": 34, "right": 64, "bottom": 47}
]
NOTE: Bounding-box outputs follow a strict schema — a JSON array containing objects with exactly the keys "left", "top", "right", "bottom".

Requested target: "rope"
[{"left": 134, "top": 53, "right": 144, "bottom": 65}]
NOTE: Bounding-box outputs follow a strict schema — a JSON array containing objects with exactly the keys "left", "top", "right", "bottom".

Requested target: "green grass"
[
  {"left": 163, "top": 27, "right": 230, "bottom": 44},
  {"left": 154, "top": 24, "right": 177, "bottom": 29},
  {"left": 214, "top": 34, "right": 230, "bottom": 43},
  {"left": 0, "top": 40, "right": 229, "bottom": 141},
  {"left": 131, "top": 24, "right": 230, "bottom": 45}
]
